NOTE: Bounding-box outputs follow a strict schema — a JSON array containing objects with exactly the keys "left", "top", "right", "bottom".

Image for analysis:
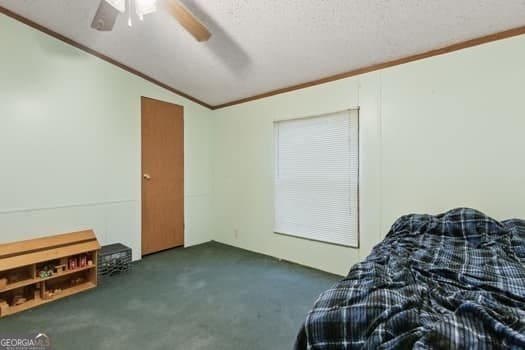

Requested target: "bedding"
[{"left": 295, "top": 208, "right": 525, "bottom": 349}]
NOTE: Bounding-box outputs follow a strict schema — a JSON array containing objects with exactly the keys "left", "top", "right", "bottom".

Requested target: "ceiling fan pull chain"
[{"left": 127, "top": 0, "right": 133, "bottom": 27}]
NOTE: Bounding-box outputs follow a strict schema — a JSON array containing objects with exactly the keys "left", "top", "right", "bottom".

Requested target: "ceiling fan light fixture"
[
  {"left": 135, "top": 0, "right": 157, "bottom": 18},
  {"left": 93, "top": 0, "right": 210, "bottom": 42},
  {"left": 105, "top": 0, "right": 126, "bottom": 13}
]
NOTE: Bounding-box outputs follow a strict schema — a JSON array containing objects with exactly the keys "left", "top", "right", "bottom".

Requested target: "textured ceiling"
[{"left": 2, "top": 0, "right": 525, "bottom": 106}]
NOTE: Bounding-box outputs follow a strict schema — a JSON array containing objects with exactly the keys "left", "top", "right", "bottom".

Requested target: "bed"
[{"left": 294, "top": 208, "right": 525, "bottom": 349}]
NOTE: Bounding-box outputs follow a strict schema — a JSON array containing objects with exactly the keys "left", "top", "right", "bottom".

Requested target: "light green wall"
[
  {"left": 0, "top": 14, "right": 213, "bottom": 259},
  {"left": 3, "top": 11, "right": 525, "bottom": 275},
  {"left": 211, "top": 35, "right": 525, "bottom": 275}
]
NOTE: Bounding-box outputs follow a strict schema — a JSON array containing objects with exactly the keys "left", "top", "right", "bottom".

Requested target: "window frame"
[{"left": 272, "top": 107, "right": 360, "bottom": 248}]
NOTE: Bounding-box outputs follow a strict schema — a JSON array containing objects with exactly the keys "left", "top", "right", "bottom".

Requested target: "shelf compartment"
[
  {"left": 0, "top": 284, "right": 39, "bottom": 317},
  {"left": 0, "top": 264, "right": 97, "bottom": 294},
  {"left": 39, "top": 264, "right": 96, "bottom": 282},
  {"left": 3, "top": 282, "right": 96, "bottom": 317},
  {"left": 43, "top": 269, "right": 95, "bottom": 301},
  {"left": 0, "top": 278, "right": 35, "bottom": 293},
  {"left": 0, "top": 265, "right": 35, "bottom": 293}
]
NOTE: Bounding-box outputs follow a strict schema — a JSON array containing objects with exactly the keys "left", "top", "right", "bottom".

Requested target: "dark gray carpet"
[{"left": 0, "top": 242, "right": 340, "bottom": 350}]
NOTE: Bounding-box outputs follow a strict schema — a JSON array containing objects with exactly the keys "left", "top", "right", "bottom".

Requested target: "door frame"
[{"left": 140, "top": 96, "right": 185, "bottom": 256}]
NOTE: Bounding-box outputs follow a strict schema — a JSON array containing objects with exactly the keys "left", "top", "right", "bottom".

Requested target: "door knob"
[{"left": 143, "top": 174, "right": 151, "bottom": 180}]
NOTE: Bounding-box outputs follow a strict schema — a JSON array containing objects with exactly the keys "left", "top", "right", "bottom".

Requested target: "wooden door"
[{"left": 141, "top": 97, "right": 184, "bottom": 256}]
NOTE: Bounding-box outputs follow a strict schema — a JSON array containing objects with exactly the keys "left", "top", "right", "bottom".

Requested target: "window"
[{"left": 273, "top": 109, "right": 359, "bottom": 247}]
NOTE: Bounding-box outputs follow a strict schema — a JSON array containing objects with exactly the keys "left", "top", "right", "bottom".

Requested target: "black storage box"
[{"left": 98, "top": 243, "right": 132, "bottom": 281}]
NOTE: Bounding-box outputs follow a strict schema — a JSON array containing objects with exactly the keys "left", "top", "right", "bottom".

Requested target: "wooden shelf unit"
[{"left": 0, "top": 230, "right": 100, "bottom": 318}]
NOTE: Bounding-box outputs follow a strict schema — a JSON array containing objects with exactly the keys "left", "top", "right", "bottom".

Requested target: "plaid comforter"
[{"left": 295, "top": 208, "right": 525, "bottom": 349}]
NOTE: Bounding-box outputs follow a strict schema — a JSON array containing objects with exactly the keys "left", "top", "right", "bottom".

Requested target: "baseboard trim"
[{"left": 211, "top": 240, "right": 345, "bottom": 277}]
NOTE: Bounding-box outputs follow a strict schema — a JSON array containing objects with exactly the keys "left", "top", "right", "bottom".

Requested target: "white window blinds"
[{"left": 273, "top": 109, "right": 359, "bottom": 247}]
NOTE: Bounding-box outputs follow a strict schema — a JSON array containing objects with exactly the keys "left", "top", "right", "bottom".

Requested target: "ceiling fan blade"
[{"left": 167, "top": 0, "right": 211, "bottom": 42}]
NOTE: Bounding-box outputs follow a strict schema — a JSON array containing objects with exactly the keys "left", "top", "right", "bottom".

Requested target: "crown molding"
[
  {"left": 212, "top": 25, "right": 525, "bottom": 109},
  {"left": 2, "top": 6, "right": 525, "bottom": 111},
  {"left": 0, "top": 6, "right": 213, "bottom": 110}
]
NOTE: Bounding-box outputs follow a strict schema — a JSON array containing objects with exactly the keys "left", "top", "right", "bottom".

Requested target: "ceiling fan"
[{"left": 91, "top": 0, "right": 211, "bottom": 42}]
